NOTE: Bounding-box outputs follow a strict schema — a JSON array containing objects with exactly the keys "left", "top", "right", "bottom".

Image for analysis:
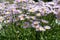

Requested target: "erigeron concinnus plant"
[{"left": 0, "top": 0, "right": 60, "bottom": 31}]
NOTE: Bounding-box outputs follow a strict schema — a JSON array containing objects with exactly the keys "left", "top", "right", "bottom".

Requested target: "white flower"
[
  {"left": 5, "top": 11, "right": 11, "bottom": 15},
  {"left": 4, "top": 20, "right": 11, "bottom": 23},
  {"left": 0, "top": 24, "right": 2, "bottom": 30},
  {"left": 15, "top": 0, "right": 28, "bottom": 2},
  {"left": 39, "top": 26, "right": 46, "bottom": 31},
  {"left": 28, "top": 8, "right": 36, "bottom": 12},
  {"left": 55, "top": 19, "right": 60, "bottom": 25},
  {"left": 0, "top": 16, "right": 4, "bottom": 22},
  {"left": 30, "top": 16, "right": 36, "bottom": 20},
  {"left": 0, "top": 3, "right": 5, "bottom": 10},
  {"left": 25, "top": 15, "right": 30, "bottom": 19},
  {"left": 44, "top": 26, "right": 51, "bottom": 29},
  {"left": 28, "top": 0, "right": 34, "bottom": 3},
  {"left": 36, "top": 13, "right": 41, "bottom": 16},
  {"left": 18, "top": 14, "right": 25, "bottom": 20},
  {"left": 41, "top": 19, "right": 49, "bottom": 23},
  {"left": 17, "top": 10, "right": 22, "bottom": 13}
]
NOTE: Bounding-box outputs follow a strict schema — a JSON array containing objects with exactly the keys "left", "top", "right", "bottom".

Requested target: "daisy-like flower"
[
  {"left": 53, "top": 0, "right": 57, "bottom": 2},
  {"left": 18, "top": 14, "right": 26, "bottom": 20},
  {"left": 4, "top": 11, "right": 11, "bottom": 15},
  {"left": 15, "top": 0, "right": 28, "bottom": 2},
  {"left": 53, "top": 0, "right": 60, "bottom": 5},
  {"left": 8, "top": 4, "right": 17, "bottom": 10},
  {"left": 4, "top": 20, "right": 11, "bottom": 23},
  {"left": 41, "top": 19, "right": 49, "bottom": 23},
  {"left": 25, "top": 15, "right": 30, "bottom": 20},
  {"left": 30, "top": 16, "right": 36, "bottom": 20},
  {"left": 36, "top": 13, "right": 41, "bottom": 17},
  {"left": 12, "top": 9, "right": 22, "bottom": 14},
  {"left": 39, "top": 7, "right": 46, "bottom": 15},
  {"left": 13, "top": 18, "right": 19, "bottom": 22},
  {"left": 28, "top": 8, "right": 37, "bottom": 12},
  {"left": 52, "top": 6, "right": 60, "bottom": 14},
  {"left": 32, "top": 23, "right": 40, "bottom": 29},
  {"left": 0, "top": 3, "right": 5, "bottom": 10},
  {"left": 45, "top": 5, "right": 53, "bottom": 14},
  {"left": 38, "top": 1, "right": 45, "bottom": 7},
  {"left": 0, "top": 24, "right": 2, "bottom": 30},
  {"left": 0, "top": 16, "right": 4, "bottom": 22},
  {"left": 23, "top": 22, "right": 30, "bottom": 28},
  {"left": 44, "top": 26, "right": 51, "bottom": 29},
  {"left": 28, "top": 4, "right": 35, "bottom": 9},
  {"left": 55, "top": 19, "right": 60, "bottom": 25},
  {"left": 56, "top": 9, "right": 60, "bottom": 19},
  {"left": 28, "top": 0, "right": 34, "bottom": 3},
  {"left": 46, "top": 2, "right": 55, "bottom": 6},
  {"left": 55, "top": 9, "right": 60, "bottom": 24},
  {"left": 39, "top": 26, "right": 46, "bottom": 31},
  {"left": 32, "top": 21, "right": 40, "bottom": 28}
]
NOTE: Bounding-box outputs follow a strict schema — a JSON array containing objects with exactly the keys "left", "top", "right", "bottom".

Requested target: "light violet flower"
[
  {"left": 53, "top": 0, "right": 60, "bottom": 5},
  {"left": 56, "top": 9, "right": 60, "bottom": 20},
  {"left": 41, "top": 19, "right": 49, "bottom": 23},
  {"left": 46, "top": 2, "right": 55, "bottom": 6},
  {"left": 4, "top": 11, "right": 11, "bottom": 15},
  {"left": 28, "top": 6, "right": 39, "bottom": 12},
  {"left": 38, "top": 1, "right": 45, "bottom": 6},
  {"left": 15, "top": 0, "right": 28, "bottom": 2},
  {"left": 39, "top": 7, "right": 46, "bottom": 13},
  {"left": 44, "top": 26, "right": 51, "bottom": 29},
  {"left": 23, "top": 22, "right": 30, "bottom": 28},
  {"left": 32, "top": 21, "right": 40, "bottom": 28}
]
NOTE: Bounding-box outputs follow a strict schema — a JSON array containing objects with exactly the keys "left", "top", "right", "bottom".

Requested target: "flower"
[
  {"left": 41, "top": 19, "right": 49, "bottom": 23},
  {"left": 56, "top": 9, "right": 60, "bottom": 20},
  {"left": 15, "top": 0, "right": 28, "bottom": 2},
  {"left": 46, "top": 2, "right": 55, "bottom": 6},
  {"left": 0, "top": 24, "right": 2, "bottom": 30},
  {"left": 18, "top": 14, "right": 26, "bottom": 20},
  {"left": 55, "top": 19, "right": 60, "bottom": 25},
  {"left": 36, "top": 13, "right": 41, "bottom": 16},
  {"left": 23, "top": 22, "right": 30, "bottom": 28},
  {"left": 4, "top": 20, "right": 11, "bottom": 23},
  {"left": 25, "top": 15, "right": 30, "bottom": 20},
  {"left": 44, "top": 26, "right": 51, "bottom": 29},
  {"left": 0, "top": 16, "right": 4, "bottom": 22},
  {"left": 30, "top": 16, "right": 36, "bottom": 20},
  {"left": 5, "top": 11, "right": 11, "bottom": 15},
  {"left": 32, "top": 21, "right": 40, "bottom": 28},
  {"left": 39, "top": 27, "right": 46, "bottom": 31},
  {"left": 28, "top": 8, "right": 36, "bottom": 12}
]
